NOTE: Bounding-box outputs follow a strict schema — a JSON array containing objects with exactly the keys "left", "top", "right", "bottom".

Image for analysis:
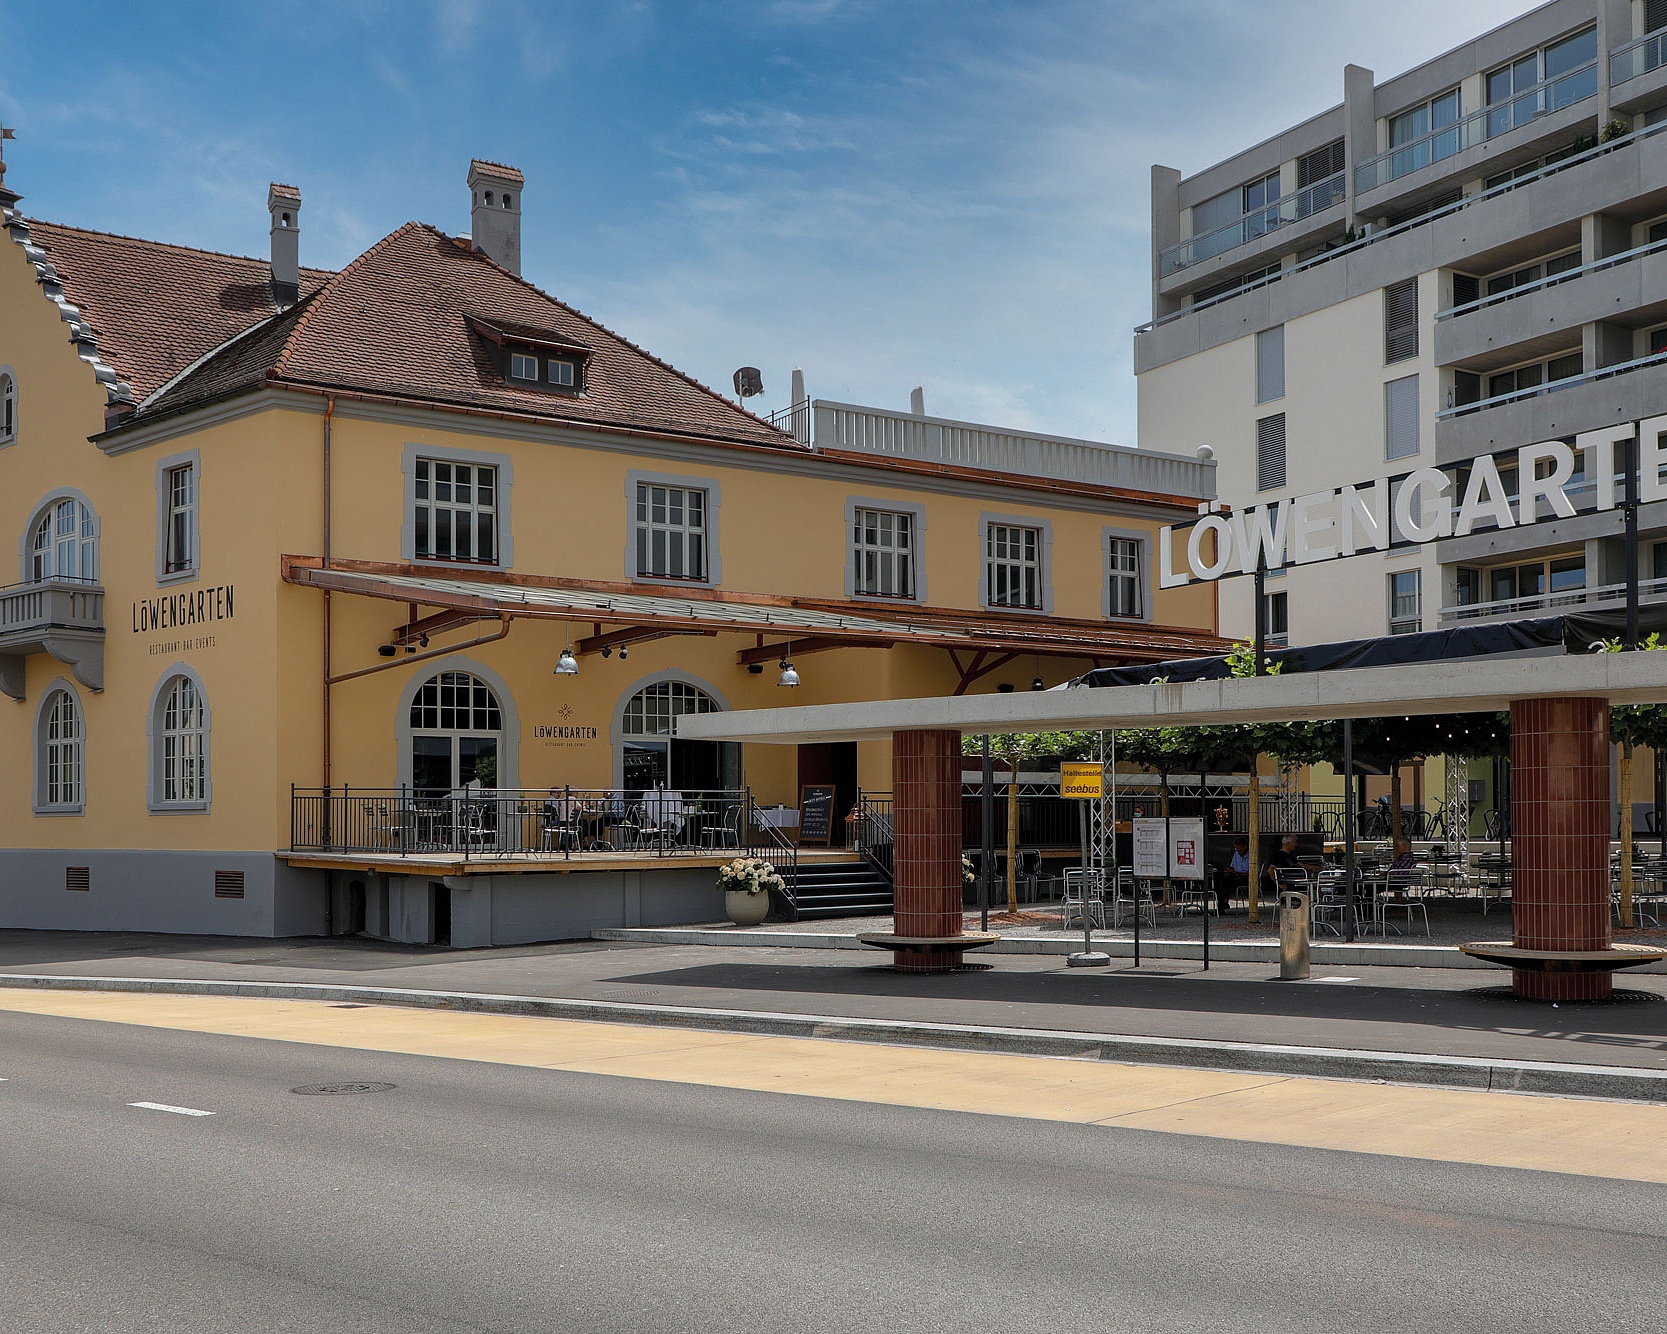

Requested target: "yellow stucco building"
[{"left": 0, "top": 153, "right": 1224, "bottom": 942}]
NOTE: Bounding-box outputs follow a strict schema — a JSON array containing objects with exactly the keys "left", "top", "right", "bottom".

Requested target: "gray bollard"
[{"left": 1279, "top": 889, "right": 1310, "bottom": 980}]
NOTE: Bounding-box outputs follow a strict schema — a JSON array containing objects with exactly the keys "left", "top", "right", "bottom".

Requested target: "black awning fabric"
[{"left": 1072, "top": 610, "right": 1667, "bottom": 690}]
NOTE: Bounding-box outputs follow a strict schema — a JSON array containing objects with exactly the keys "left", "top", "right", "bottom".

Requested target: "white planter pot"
[{"left": 724, "top": 888, "right": 770, "bottom": 927}]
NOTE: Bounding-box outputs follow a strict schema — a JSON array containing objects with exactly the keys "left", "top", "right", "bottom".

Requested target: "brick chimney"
[
  {"left": 468, "top": 160, "right": 523, "bottom": 276},
  {"left": 268, "top": 183, "right": 301, "bottom": 305}
]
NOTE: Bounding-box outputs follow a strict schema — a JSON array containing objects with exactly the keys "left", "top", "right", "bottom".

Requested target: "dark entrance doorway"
[{"left": 797, "top": 742, "right": 858, "bottom": 846}]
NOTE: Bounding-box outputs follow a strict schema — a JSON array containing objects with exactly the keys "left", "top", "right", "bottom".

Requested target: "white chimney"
[
  {"left": 909, "top": 386, "right": 925, "bottom": 416},
  {"left": 468, "top": 159, "right": 523, "bottom": 276},
  {"left": 267, "top": 183, "right": 301, "bottom": 305}
]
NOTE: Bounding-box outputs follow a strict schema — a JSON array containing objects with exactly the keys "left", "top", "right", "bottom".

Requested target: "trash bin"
[{"left": 1279, "top": 890, "right": 1310, "bottom": 980}]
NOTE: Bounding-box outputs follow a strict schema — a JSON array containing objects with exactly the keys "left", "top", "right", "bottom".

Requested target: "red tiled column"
[
  {"left": 892, "top": 729, "right": 963, "bottom": 972},
  {"left": 1511, "top": 697, "right": 1611, "bottom": 1001}
]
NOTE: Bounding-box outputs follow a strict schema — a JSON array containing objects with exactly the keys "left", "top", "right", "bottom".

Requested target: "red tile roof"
[
  {"left": 468, "top": 160, "right": 524, "bottom": 184},
  {"left": 24, "top": 220, "right": 331, "bottom": 403}
]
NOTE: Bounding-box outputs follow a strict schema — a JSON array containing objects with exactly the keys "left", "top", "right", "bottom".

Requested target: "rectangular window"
[
  {"left": 1256, "top": 414, "right": 1286, "bottom": 492},
  {"left": 635, "top": 482, "right": 708, "bottom": 581},
  {"left": 852, "top": 508, "right": 915, "bottom": 598},
  {"left": 1384, "top": 375, "right": 1419, "bottom": 460},
  {"left": 1256, "top": 326, "right": 1285, "bottom": 403},
  {"left": 1651, "top": 327, "right": 1667, "bottom": 356},
  {"left": 985, "top": 523, "right": 1042, "bottom": 610},
  {"left": 413, "top": 458, "right": 498, "bottom": 563},
  {"left": 1385, "top": 278, "right": 1418, "bottom": 363},
  {"left": 1107, "top": 537, "right": 1143, "bottom": 618},
  {"left": 547, "top": 359, "right": 576, "bottom": 387},
  {"left": 509, "top": 352, "right": 539, "bottom": 381},
  {"left": 1263, "top": 590, "right": 1289, "bottom": 647},
  {"left": 165, "top": 464, "right": 196, "bottom": 574},
  {"left": 1388, "top": 570, "right": 1422, "bottom": 635}
]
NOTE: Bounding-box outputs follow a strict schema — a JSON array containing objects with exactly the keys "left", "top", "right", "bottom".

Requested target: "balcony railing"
[
  {"left": 0, "top": 576, "right": 104, "bottom": 638},
  {"left": 1437, "top": 346, "right": 1667, "bottom": 420},
  {"left": 1440, "top": 576, "right": 1667, "bottom": 625},
  {"left": 1159, "top": 171, "right": 1346, "bottom": 276},
  {"left": 812, "top": 401, "right": 1215, "bottom": 498},
  {"left": 289, "top": 786, "right": 765, "bottom": 860},
  {"left": 1611, "top": 30, "right": 1667, "bottom": 86},
  {"left": 1436, "top": 234, "right": 1667, "bottom": 321},
  {"left": 1354, "top": 61, "right": 1598, "bottom": 195}
]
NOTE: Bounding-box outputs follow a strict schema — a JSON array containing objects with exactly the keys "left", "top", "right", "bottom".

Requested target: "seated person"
[
  {"left": 1214, "top": 836, "right": 1250, "bottom": 913},
  {"left": 1388, "top": 837, "right": 1417, "bottom": 870},
  {"left": 1262, "top": 833, "right": 1303, "bottom": 892}
]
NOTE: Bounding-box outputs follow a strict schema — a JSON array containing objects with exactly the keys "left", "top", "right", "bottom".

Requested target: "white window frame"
[
  {"left": 1388, "top": 568, "right": 1423, "bottom": 635},
  {"left": 34, "top": 680, "right": 85, "bottom": 815},
  {"left": 0, "top": 365, "right": 16, "bottom": 444},
  {"left": 1262, "top": 589, "right": 1289, "bottom": 647},
  {"left": 147, "top": 667, "right": 211, "bottom": 813},
  {"left": 402, "top": 444, "right": 515, "bottom": 570},
  {"left": 627, "top": 470, "right": 720, "bottom": 586},
  {"left": 154, "top": 450, "right": 200, "bottom": 585},
  {"left": 509, "top": 352, "right": 539, "bottom": 381},
  {"left": 20, "top": 489, "right": 99, "bottom": 585},
  {"left": 548, "top": 359, "right": 576, "bottom": 387},
  {"left": 1103, "top": 529, "right": 1148, "bottom": 621},
  {"left": 849, "top": 503, "right": 920, "bottom": 600},
  {"left": 980, "top": 514, "right": 1052, "bottom": 614},
  {"left": 413, "top": 458, "right": 498, "bottom": 564}
]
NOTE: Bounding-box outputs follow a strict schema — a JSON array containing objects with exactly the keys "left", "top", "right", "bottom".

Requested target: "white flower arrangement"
[
  {"left": 717, "top": 857, "right": 785, "bottom": 897},
  {"left": 962, "top": 854, "right": 976, "bottom": 885}
]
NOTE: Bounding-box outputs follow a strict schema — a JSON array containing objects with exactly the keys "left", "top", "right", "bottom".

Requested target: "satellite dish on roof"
[{"left": 733, "top": 366, "right": 764, "bottom": 398}]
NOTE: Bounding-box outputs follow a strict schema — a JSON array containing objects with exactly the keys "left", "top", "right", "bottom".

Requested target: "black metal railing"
[
  {"left": 289, "top": 786, "right": 760, "bottom": 860},
  {"left": 851, "top": 791, "right": 895, "bottom": 883}
]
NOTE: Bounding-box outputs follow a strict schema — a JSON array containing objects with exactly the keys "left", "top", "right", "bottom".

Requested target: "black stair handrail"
[
  {"left": 750, "top": 791, "right": 802, "bottom": 920},
  {"left": 850, "top": 790, "right": 894, "bottom": 884}
]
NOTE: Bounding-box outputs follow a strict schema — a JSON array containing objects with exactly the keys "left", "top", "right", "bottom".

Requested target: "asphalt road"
[{"left": 2, "top": 1006, "right": 1664, "bottom": 1333}]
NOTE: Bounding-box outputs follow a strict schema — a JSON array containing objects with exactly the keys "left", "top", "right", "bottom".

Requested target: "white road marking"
[
  {"left": 128, "top": 1101, "right": 214, "bottom": 1117},
  {"left": 1313, "top": 976, "right": 1361, "bottom": 983}
]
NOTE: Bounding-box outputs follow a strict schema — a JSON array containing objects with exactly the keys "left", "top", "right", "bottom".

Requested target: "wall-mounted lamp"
[
  {"left": 554, "top": 647, "right": 579, "bottom": 676},
  {"left": 601, "top": 645, "right": 629, "bottom": 660},
  {"left": 1031, "top": 676, "right": 1046, "bottom": 691},
  {"left": 746, "top": 662, "right": 764, "bottom": 675}
]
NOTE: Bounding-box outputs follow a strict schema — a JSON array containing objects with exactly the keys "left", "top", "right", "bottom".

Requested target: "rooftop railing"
[
  {"left": 812, "top": 400, "right": 1214, "bottom": 498},
  {"left": 1353, "top": 61, "right": 1598, "bottom": 195},
  {"left": 1159, "top": 171, "right": 1345, "bottom": 276},
  {"left": 1611, "top": 30, "right": 1667, "bottom": 85},
  {"left": 1137, "top": 119, "right": 1667, "bottom": 338}
]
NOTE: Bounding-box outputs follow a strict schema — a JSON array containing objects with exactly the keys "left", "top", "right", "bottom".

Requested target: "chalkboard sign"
[{"left": 798, "top": 785, "right": 836, "bottom": 846}]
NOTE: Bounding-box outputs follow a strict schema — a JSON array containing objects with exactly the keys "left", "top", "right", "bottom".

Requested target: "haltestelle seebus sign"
[{"left": 1159, "top": 418, "right": 1666, "bottom": 587}]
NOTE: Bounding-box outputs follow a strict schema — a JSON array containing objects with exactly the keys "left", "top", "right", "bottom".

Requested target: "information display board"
[
  {"left": 1059, "top": 763, "right": 1104, "bottom": 799},
  {"left": 798, "top": 785, "right": 836, "bottom": 845},
  {"left": 1168, "top": 818, "right": 1205, "bottom": 881},
  {"left": 1132, "top": 818, "right": 1168, "bottom": 879}
]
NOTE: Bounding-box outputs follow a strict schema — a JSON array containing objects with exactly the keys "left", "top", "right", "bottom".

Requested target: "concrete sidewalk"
[{"left": 1, "top": 928, "right": 1665, "bottom": 1101}]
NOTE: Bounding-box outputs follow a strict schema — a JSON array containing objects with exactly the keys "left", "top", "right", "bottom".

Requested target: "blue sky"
[{"left": 0, "top": 0, "right": 1529, "bottom": 444}]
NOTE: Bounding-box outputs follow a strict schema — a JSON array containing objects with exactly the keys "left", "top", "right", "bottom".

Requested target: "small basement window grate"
[
  {"left": 65, "top": 866, "right": 90, "bottom": 892},
  {"left": 214, "top": 870, "right": 246, "bottom": 899}
]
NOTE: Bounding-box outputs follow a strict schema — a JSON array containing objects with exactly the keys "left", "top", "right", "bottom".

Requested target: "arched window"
[
  {"left": 619, "top": 679, "right": 726, "bottom": 794},
  {"left": 158, "top": 675, "right": 207, "bottom": 804},
  {"left": 30, "top": 497, "right": 98, "bottom": 582},
  {"left": 0, "top": 372, "right": 14, "bottom": 442},
  {"left": 409, "top": 671, "right": 503, "bottom": 791},
  {"left": 37, "top": 686, "right": 84, "bottom": 811}
]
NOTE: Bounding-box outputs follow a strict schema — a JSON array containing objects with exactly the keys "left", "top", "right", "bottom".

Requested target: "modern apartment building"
[{"left": 1137, "top": 0, "right": 1667, "bottom": 653}]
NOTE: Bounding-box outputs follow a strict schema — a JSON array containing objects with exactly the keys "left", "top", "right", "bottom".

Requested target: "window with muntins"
[
  {"left": 1107, "top": 538, "right": 1143, "bottom": 618},
  {"left": 1389, "top": 570, "right": 1422, "bottom": 635},
  {"left": 31, "top": 498, "right": 98, "bottom": 582},
  {"left": 1256, "top": 414, "right": 1286, "bottom": 492},
  {"left": 1263, "top": 590, "right": 1289, "bottom": 646},
  {"left": 1487, "top": 28, "right": 1596, "bottom": 134},
  {"left": 622, "top": 680, "right": 720, "bottom": 737},
  {"left": 40, "top": 688, "right": 83, "bottom": 809},
  {"left": 852, "top": 507, "right": 915, "bottom": 598},
  {"left": 985, "top": 523, "right": 1042, "bottom": 609},
  {"left": 160, "top": 676, "right": 207, "bottom": 804},
  {"left": 414, "top": 458, "right": 497, "bottom": 563},
  {"left": 1387, "top": 89, "right": 1461, "bottom": 175},
  {"left": 1487, "top": 351, "right": 1582, "bottom": 399},
  {"left": 0, "top": 372, "right": 13, "bottom": 442},
  {"left": 409, "top": 672, "right": 503, "bottom": 732},
  {"left": 1385, "top": 279, "right": 1418, "bottom": 363},
  {"left": 165, "top": 464, "right": 196, "bottom": 574},
  {"left": 635, "top": 483, "right": 707, "bottom": 581}
]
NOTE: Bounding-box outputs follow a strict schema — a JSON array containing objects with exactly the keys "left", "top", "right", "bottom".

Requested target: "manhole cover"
[
  {"left": 290, "top": 1081, "right": 397, "bottom": 1096},
  {"left": 1465, "top": 986, "right": 1662, "bottom": 1006}
]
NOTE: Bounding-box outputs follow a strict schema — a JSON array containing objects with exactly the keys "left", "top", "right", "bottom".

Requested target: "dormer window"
[
  {"left": 468, "top": 314, "right": 589, "bottom": 396},
  {"left": 547, "top": 359, "right": 575, "bottom": 387},
  {"left": 509, "top": 352, "right": 539, "bottom": 381}
]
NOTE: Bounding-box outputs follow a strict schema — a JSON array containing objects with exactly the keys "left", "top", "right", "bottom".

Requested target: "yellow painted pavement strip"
[{"left": 2, "top": 989, "right": 1665, "bottom": 1184}]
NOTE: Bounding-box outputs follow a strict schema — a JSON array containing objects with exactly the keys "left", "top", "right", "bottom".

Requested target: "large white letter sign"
[
  {"left": 1159, "top": 524, "right": 1191, "bottom": 588},
  {"left": 1641, "top": 414, "right": 1667, "bottom": 505},
  {"left": 1394, "top": 468, "right": 1452, "bottom": 543},
  {"left": 1186, "top": 513, "right": 1235, "bottom": 580},
  {"left": 1339, "top": 480, "right": 1390, "bottom": 557},
  {"left": 1290, "top": 491, "right": 1338, "bottom": 564},
  {"left": 1517, "top": 440, "right": 1577, "bottom": 523},
  {"left": 1453, "top": 454, "right": 1516, "bottom": 537},
  {"left": 1577, "top": 424, "right": 1630, "bottom": 512},
  {"left": 1233, "top": 502, "right": 1289, "bottom": 574}
]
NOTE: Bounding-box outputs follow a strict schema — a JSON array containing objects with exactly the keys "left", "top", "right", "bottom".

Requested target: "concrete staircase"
[{"left": 781, "top": 857, "right": 894, "bottom": 921}]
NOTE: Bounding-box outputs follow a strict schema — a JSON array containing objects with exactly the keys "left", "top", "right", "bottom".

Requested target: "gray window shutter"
[
  {"left": 1257, "top": 327, "right": 1285, "bottom": 403},
  {"left": 1257, "top": 414, "right": 1287, "bottom": 492},
  {"left": 1649, "top": 0, "right": 1667, "bottom": 34},
  {"left": 1296, "top": 139, "right": 1345, "bottom": 189},
  {"left": 1385, "top": 375, "right": 1420, "bottom": 460},
  {"left": 1385, "top": 278, "right": 1419, "bottom": 362}
]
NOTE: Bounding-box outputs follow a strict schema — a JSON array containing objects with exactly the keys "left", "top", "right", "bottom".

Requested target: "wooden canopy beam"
[{"left": 734, "top": 636, "right": 862, "bottom": 666}]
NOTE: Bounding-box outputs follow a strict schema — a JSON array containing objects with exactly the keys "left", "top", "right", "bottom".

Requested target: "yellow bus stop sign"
[{"left": 1060, "top": 763, "right": 1104, "bottom": 799}]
